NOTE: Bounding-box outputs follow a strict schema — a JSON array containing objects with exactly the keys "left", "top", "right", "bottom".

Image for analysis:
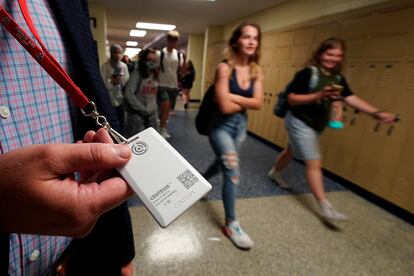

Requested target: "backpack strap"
[
  {"left": 335, "top": 73, "right": 342, "bottom": 83},
  {"left": 160, "top": 49, "right": 182, "bottom": 73},
  {"left": 160, "top": 49, "right": 165, "bottom": 72},
  {"left": 308, "top": 65, "right": 343, "bottom": 89},
  {"left": 308, "top": 65, "right": 319, "bottom": 90}
]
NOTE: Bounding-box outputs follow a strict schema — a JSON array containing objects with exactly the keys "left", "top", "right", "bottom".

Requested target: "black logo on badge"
[{"left": 131, "top": 141, "right": 148, "bottom": 155}]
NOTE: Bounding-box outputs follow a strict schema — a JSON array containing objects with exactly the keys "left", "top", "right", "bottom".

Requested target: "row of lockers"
[{"left": 204, "top": 5, "right": 414, "bottom": 213}]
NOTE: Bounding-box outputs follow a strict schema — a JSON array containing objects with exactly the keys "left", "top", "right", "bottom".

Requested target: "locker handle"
[
  {"left": 394, "top": 114, "right": 401, "bottom": 123},
  {"left": 350, "top": 118, "right": 356, "bottom": 126},
  {"left": 350, "top": 109, "right": 359, "bottom": 126},
  {"left": 387, "top": 115, "right": 401, "bottom": 136},
  {"left": 342, "top": 107, "right": 348, "bottom": 124},
  {"left": 387, "top": 125, "right": 394, "bottom": 136}
]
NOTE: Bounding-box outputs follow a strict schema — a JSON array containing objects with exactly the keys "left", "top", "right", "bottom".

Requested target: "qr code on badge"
[{"left": 177, "top": 169, "right": 198, "bottom": 190}]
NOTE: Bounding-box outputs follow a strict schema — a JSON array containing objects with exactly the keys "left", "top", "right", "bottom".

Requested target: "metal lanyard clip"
[{"left": 81, "top": 101, "right": 128, "bottom": 144}]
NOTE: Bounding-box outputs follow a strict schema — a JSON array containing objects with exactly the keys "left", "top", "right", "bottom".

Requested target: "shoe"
[
  {"left": 184, "top": 103, "right": 189, "bottom": 110},
  {"left": 222, "top": 221, "right": 253, "bottom": 250},
  {"left": 268, "top": 168, "right": 289, "bottom": 189},
  {"left": 319, "top": 201, "right": 348, "bottom": 222},
  {"left": 160, "top": 128, "right": 171, "bottom": 139}
]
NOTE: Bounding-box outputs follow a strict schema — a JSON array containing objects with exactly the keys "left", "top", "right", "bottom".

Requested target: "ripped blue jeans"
[{"left": 204, "top": 112, "right": 247, "bottom": 221}]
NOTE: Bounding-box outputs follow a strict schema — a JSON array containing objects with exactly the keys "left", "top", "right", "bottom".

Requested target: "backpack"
[
  {"left": 273, "top": 66, "right": 324, "bottom": 118},
  {"left": 195, "top": 84, "right": 218, "bottom": 135}
]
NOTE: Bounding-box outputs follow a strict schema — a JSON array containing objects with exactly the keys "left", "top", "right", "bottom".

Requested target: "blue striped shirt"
[{"left": 0, "top": 0, "right": 73, "bottom": 274}]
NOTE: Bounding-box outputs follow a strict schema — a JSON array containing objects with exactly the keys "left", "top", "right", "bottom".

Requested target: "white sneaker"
[
  {"left": 222, "top": 221, "right": 253, "bottom": 250},
  {"left": 160, "top": 128, "right": 171, "bottom": 139},
  {"left": 319, "top": 201, "right": 348, "bottom": 222},
  {"left": 268, "top": 168, "right": 289, "bottom": 189}
]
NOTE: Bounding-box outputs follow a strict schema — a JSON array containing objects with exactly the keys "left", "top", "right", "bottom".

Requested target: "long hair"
[
  {"left": 186, "top": 60, "right": 195, "bottom": 80},
  {"left": 138, "top": 48, "right": 158, "bottom": 79},
  {"left": 223, "top": 22, "right": 262, "bottom": 79},
  {"left": 187, "top": 60, "right": 194, "bottom": 73},
  {"left": 309, "top": 37, "right": 346, "bottom": 73}
]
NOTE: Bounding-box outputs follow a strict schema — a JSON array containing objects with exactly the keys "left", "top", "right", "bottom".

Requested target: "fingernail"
[{"left": 113, "top": 145, "right": 131, "bottom": 159}]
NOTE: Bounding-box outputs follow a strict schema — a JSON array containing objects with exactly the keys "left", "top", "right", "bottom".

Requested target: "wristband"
[{"left": 371, "top": 109, "right": 385, "bottom": 119}]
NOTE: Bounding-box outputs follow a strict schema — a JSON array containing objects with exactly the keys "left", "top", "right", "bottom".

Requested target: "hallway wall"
[{"left": 88, "top": 3, "right": 107, "bottom": 66}]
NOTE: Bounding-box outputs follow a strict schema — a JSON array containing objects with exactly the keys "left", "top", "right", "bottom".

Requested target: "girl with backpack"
[
  {"left": 124, "top": 48, "right": 159, "bottom": 138},
  {"left": 268, "top": 37, "right": 397, "bottom": 222},
  {"left": 202, "top": 22, "right": 264, "bottom": 250},
  {"left": 180, "top": 60, "right": 196, "bottom": 110}
]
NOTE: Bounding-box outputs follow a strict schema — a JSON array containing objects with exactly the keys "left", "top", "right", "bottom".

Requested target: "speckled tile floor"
[
  {"left": 127, "top": 106, "right": 414, "bottom": 275},
  {"left": 129, "top": 192, "right": 414, "bottom": 275}
]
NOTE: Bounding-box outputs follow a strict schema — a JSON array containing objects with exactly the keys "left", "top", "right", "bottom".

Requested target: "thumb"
[
  {"left": 79, "top": 177, "right": 134, "bottom": 218},
  {"left": 50, "top": 143, "right": 131, "bottom": 174}
]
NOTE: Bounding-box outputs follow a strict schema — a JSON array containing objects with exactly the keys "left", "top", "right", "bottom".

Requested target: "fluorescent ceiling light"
[
  {"left": 126, "top": 41, "right": 138, "bottom": 46},
  {"left": 125, "top": 47, "right": 141, "bottom": 58},
  {"left": 125, "top": 47, "right": 141, "bottom": 52},
  {"left": 136, "top": 22, "right": 176, "bottom": 31},
  {"left": 129, "top": 30, "right": 147, "bottom": 37}
]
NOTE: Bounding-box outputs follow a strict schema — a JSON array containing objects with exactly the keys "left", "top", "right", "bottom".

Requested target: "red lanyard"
[{"left": 0, "top": 1, "right": 126, "bottom": 143}]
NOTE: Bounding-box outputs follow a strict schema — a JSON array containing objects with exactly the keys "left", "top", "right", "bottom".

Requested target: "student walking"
[
  {"left": 268, "top": 37, "right": 397, "bottom": 222},
  {"left": 203, "top": 22, "right": 264, "bottom": 250},
  {"left": 124, "top": 48, "right": 159, "bottom": 137}
]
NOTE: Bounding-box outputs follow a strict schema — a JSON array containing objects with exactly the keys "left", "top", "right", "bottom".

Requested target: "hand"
[
  {"left": 373, "top": 111, "right": 398, "bottom": 124},
  {"left": 320, "top": 85, "right": 342, "bottom": 100},
  {"left": 111, "top": 75, "right": 122, "bottom": 86},
  {"left": 0, "top": 129, "right": 132, "bottom": 237}
]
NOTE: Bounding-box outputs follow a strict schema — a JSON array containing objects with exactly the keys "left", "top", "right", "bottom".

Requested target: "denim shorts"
[
  {"left": 285, "top": 111, "right": 321, "bottom": 160},
  {"left": 157, "top": 87, "right": 177, "bottom": 103}
]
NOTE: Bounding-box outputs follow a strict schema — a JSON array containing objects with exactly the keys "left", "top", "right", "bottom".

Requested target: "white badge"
[{"left": 117, "top": 127, "right": 212, "bottom": 227}]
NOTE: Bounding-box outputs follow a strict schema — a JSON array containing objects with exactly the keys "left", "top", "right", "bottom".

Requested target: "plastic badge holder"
[{"left": 117, "top": 127, "right": 212, "bottom": 227}]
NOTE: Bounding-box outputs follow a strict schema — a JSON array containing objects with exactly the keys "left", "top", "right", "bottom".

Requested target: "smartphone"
[{"left": 331, "top": 84, "right": 344, "bottom": 92}]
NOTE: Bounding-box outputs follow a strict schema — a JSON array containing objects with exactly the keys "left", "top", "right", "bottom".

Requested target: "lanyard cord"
[{"left": 0, "top": 1, "right": 127, "bottom": 143}]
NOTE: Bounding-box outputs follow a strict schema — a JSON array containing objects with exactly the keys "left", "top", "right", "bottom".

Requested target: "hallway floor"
[{"left": 128, "top": 102, "right": 414, "bottom": 275}]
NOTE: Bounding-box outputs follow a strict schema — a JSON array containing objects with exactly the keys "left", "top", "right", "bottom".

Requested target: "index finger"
[{"left": 93, "top": 128, "right": 114, "bottom": 144}]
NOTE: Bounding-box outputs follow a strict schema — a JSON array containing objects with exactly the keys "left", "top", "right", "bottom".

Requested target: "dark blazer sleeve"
[
  {"left": 48, "top": 1, "right": 135, "bottom": 274},
  {"left": 0, "top": 234, "right": 9, "bottom": 274},
  {"left": 48, "top": 0, "right": 120, "bottom": 140}
]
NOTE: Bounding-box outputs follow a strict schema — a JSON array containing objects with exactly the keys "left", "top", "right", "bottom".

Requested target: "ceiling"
[{"left": 88, "top": 0, "right": 287, "bottom": 50}]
